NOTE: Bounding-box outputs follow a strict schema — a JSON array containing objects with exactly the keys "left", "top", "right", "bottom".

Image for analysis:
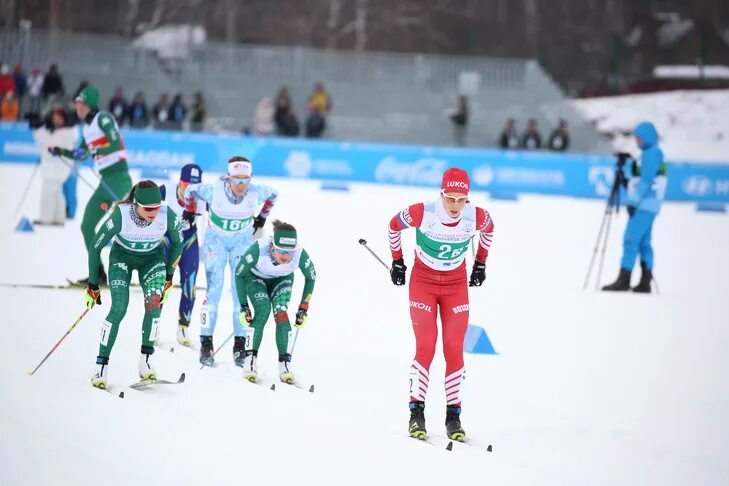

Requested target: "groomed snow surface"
[{"left": 1, "top": 164, "right": 728, "bottom": 485}]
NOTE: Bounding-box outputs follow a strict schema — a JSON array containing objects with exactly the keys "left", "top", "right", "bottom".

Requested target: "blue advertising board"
[{"left": 2, "top": 121, "right": 728, "bottom": 202}]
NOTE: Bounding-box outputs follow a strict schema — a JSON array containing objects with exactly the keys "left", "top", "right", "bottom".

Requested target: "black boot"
[
  {"left": 602, "top": 268, "right": 631, "bottom": 291},
  {"left": 408, "top": 401, "right": 427, "bottom": 440},
  {"left": 233, "top": 336, "right": 246, "bottom": 367},
  {"left": 445, "top": 405, "right": 466, "bottom": 441},
  {"left": 199, "top": 336, "right": 214, "bottom": 367},
  {"left": 632, "top": 261, "right": 652, "bottom": 293}
]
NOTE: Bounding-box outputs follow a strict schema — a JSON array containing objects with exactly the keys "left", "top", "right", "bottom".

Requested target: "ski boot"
[
  {"left": 445, "top": 405, "right": 466, "bottom": 442},
  {"left": 241, "top": 350, "right": 258, "bottom": 382},
  {"left": 233, "top": 336, "right": 246, "bottom": 368},
  {"left": 138, "top": 346, "right": 157, "bottom": 380},
  {"left": 91, "top": 356, "right": 109, "bottom": 389},
  {"left": 632, "top": 261, "right": 652, "bottom": 293},
  {"left": 601, "top": 268, "right": 631, "bottom": 291},
  {"left": 176, "top": 322, "right": 192, "bottom": 347},
  {"left": 278, "top": 353, "right": 295, "bottom": 384},
  {"left": 408, "top": 401, "right": 427, "bottom": 440},
  {"left": 199, "top": 336, "right": 214, "bottom": 367}
]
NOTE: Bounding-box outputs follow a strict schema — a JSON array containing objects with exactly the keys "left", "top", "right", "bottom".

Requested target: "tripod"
[{"left": 583, "top": 167, "right": 625, "bottom": 290}]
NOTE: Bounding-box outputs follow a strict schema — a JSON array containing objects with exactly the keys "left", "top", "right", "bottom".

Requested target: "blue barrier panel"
[
  {"left": 2, "top": 122, "right": 728, "bottom": 202},
  {"left": 489, "top": 191, "right": 519, "bottom": 201},
  {"left": 320, "top": 180, "right": 351, "bottom": 191},
  {"left": 696, "top": 202, "right": 726, "bottom": 213},
  {"left": 463, "top": 324, "right": 497, "bottom": 355}
]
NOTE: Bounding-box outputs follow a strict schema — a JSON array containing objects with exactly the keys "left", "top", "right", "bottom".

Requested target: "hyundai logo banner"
[{"left": 2, "top": 122, "right": 728, "bottom": 202}]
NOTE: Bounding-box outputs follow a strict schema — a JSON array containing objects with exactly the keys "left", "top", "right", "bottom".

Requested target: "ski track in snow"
[{"left": 1, "top": 163, "right": 728, "bottom": 485}]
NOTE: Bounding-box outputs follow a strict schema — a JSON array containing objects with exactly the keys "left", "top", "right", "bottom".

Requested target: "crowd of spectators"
[
  {"left": 249, "top": 82, "right": 333, "bottom": 138},
  {"left": 498, "top": 117, "right": 570, "bottom": 152},
  {"left": 0, "top": 61, "right": 208, "bottom": 133},
  {"left": 446, "top": 95, "right": 571, "bottom": 151},
  {"left": 6, "top": 61, "right": 575, "bottom": 151}
]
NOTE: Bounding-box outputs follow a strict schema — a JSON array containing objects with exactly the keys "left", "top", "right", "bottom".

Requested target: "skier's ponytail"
[{"left": 271, "top": 219, "right": 296, "bottom": 233}]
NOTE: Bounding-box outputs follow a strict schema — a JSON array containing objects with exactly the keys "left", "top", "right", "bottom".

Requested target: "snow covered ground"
[
  {"left": 572, "top": 89, "right": 729, "bottom": 164},
  {"left": 1, "top": 163, "right": 728, "bottom": 485}
]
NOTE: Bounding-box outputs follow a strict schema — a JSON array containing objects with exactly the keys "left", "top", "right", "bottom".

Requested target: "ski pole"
[
  {"left": 27, "top": 308, "right": 90, "bottom": 376},
  {"left": 13, "top": 161, "right": 41, "bottom": 218},
  {"left": 199, "top": 330, "right": 235, "bottom": 370},
  {"left": 290, "top": 327, "right": 300, "bottom": 358},
  {"left": 57, "top": 156, "right": 122, "bottom": 201},
  {"left": 358, "top": 238, "right": 389, "bottom": 271}
]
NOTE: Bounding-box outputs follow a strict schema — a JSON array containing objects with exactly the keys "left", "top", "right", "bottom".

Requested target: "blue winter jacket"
[{"left": 625, "top": 122, "right": 666, "bottom": 214}]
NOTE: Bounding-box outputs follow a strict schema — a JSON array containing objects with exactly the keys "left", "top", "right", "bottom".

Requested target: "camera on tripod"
[{"left": 614, "top": 152, "right": 632, "bottom": 168}]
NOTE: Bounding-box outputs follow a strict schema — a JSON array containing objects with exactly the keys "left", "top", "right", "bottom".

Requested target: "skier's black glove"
[
  {"left": 181, "top": 210, "right": 196, "bottom": 225},
  {"left": 627, "top": 205, "right": 636, "bottom": 217},
  {"left": 252, "top": 215, "right": 266, "bottom": 233},
  {"left": 390, "top": 258, "right": 407, "bottom": 286},
  {"left": 469, "top": 261, "right": 486, "bottom": 287},
  {"left": 48, "top": 146, "right": 63, "bottom": 156}
]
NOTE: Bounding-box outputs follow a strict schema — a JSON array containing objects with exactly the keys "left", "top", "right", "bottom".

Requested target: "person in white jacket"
[{"left": 32, "top": 108, "right": 79, "bottom": 225}]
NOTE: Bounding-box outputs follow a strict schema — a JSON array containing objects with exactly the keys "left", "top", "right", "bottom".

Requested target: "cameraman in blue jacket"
[{"left": 603, "top": 121, "right": 667, "bottom": 293}]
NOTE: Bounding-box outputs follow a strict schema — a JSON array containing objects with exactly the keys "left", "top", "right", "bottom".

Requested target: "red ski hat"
[{"left": 441, "top": 168, "right": 470, "bottom": 195}]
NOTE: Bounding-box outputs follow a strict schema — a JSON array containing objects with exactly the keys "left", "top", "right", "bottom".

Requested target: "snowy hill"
[
  {"left": 572, "top": 89, "right": 729, "bottom": 164},
  {"left": 1, "top": 164, "right": 728, "bottom": 485}
]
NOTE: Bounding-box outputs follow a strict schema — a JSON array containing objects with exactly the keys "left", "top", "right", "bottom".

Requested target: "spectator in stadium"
[
  {"left": 108, "top": 87, "right": 128, "bottom": 126},
  {"left": 548, "top": 119, "right": 570, "bottom": 151},
  {"left": 41, "top": 64, "right": 65, "bottom": 103},
  {"left": 0, "top": 64, "right": 15, "bottom": 97},
  {"left": 26, "top": 68, "right": 44, "bottom": 117},
  {"left": 168, "top": 93, "right": 187, "bottom": 130},
  {"left": 153, "top": 93, "right": 171, "bottom": 129},
  {"left": 274, "top": 87, "right": 300, "bottom": 136},
  {"left": 12, "top": 64, "right": 27, "bottom": 112},
  {"left": 308, "top": 82, "right": 332, "bottom": 115},
  {"left": 305, "top": 82, "right": 332, "bottom": 138},
  {"left": 190, "top": 92, "right": 206, "bottom": 132},
  {"left": 253, "top": 97, "right": 275, "bottom": 135},
  {"left": 521, "top": 118, "right": 542, "bottom": 149},
  {"left": 0, "top": 90, "right": 19, "bottom": 121},
  {"left": 498, "top": 119, "right": 520, "bottom": 149},
  {"left": 449, "top": 95, "right": 469, "bottom": 146},
  {"left": 128, "top": 91, "right": 149, "bottom": 128}
]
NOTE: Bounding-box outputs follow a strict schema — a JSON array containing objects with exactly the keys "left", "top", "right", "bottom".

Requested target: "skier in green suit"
[
  {"left": 234, "top": 220, "right": 316, "bottom": 384},
  {"left": 84, "top": 180, "right": 182, "bottom": 389},
  {"left": 49, "top": 86, "right": 133, "bottom": 285}
]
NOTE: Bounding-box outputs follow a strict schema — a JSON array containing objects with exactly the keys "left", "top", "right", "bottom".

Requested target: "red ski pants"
[{"left": 408, "top": 261, "right": 469, "bottom": 405}]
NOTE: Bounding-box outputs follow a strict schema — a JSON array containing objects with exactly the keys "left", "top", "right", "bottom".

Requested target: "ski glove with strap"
[
  {"left": 161, "top": 277, "right": 174, "bottom": 304},
  {"left": 85, "top": 284, "right": 101, "bottom": 309},
  {"left": 181, "top": 210, "right": 197, "bottom": 226},
  {"left": 469, "top": 262, "right": 486, "bottom": 287},
  {"left": 390, "top": 258, "right": 407, "bottom": 286},
  {"left": 239, "top": 303, "right": 253, "bottom": 326},
  {"left": 252, "top": 215, "right": 266, "bottom": 233},
  {"left": 294, "top": 304, "right": 308, "bottom": 328}
]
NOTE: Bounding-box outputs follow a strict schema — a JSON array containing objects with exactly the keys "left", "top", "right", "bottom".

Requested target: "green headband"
[
  {"left": 135, "top": 186, "right": 162, "bottom": 206},
  {"left": 273, "top": 228, "right": 297, "bottom": 249}
]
